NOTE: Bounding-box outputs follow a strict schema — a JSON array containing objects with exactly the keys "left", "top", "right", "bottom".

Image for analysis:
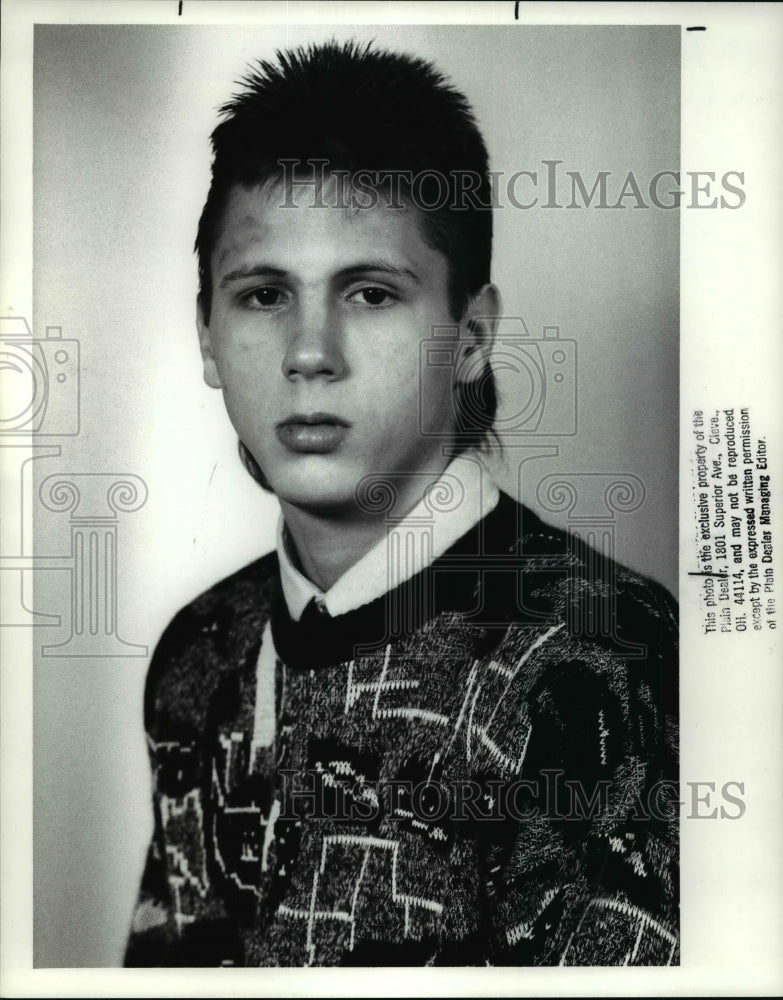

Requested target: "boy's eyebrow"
[
  {"left": 337, "top": 261, "right": 422, "bottom": 284},
  {"left": 219, "top": 264, "right": 287, "bottom": 289},
  {"left": 219, "top": 260, "right": 422, "bottom": 289}
]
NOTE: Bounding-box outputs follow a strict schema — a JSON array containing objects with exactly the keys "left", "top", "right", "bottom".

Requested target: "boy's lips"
[
  {"left": 277, "top": 412, "right": 350, "bottom": 428},
  {"left": 275, "top": 413, "right": 351, "bottom": 453}
]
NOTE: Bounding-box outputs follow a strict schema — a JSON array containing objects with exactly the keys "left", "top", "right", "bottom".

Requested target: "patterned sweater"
[{"left": 125, "top": 491, "right": 679, "bottom": 967}]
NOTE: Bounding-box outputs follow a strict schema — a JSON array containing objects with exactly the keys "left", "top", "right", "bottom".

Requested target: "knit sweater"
[{"left": 125, "top": 491, "right": 679, "bottom": 967}]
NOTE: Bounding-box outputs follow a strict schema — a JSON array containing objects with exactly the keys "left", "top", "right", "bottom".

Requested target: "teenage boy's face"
[{"left": 198, "top": 180, "right": 491, "bottom": 515}]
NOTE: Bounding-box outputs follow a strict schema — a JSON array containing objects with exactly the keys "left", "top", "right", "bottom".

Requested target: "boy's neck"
[{"left": 279, "top": 462, "right": 452, "bottom": 592}]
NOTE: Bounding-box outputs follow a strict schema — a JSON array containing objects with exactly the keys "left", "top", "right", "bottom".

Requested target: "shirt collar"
[{"left": 277, "top": 454, "right": 500, "bottom": 621}]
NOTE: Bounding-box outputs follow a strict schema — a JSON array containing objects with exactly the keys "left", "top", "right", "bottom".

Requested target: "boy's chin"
[{"left": 270, "top": 469, "right": 362, "bottom": 516}]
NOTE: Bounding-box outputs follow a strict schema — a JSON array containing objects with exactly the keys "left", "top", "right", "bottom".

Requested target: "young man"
[{"left": 125, "top": 41, "right": 678, "bottom": 967}]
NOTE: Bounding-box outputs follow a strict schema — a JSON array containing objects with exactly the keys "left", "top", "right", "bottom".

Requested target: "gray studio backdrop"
[{"left": 31, "top": 24, "right": 679, "bottom": 966}]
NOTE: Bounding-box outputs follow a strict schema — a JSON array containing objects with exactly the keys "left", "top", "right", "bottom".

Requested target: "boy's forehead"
[{"left": 213, "top": 180, "right": 444, "bottom": 278}]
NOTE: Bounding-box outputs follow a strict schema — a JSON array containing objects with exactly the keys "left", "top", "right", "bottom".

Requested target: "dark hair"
[{"left": 195, "top": 40, "right": 499, "bottom": 486}]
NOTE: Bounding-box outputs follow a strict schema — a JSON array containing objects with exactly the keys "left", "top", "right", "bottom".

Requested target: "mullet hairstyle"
[{"left": 195, "top": 40, "right": 499, "bottom": 489}]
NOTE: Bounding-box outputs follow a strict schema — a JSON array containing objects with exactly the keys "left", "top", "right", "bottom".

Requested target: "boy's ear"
[
  {"left": 197, "top": 298, "right": 223, "bottom": 389},
  {"left": 457, "top": 283, "right": 500, "bottom": 384}
]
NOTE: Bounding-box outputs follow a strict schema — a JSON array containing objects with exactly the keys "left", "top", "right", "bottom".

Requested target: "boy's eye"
[
  {"left": 244, "top": 288, "right": 286, "bottom": 308},
  {"left": 351, "top": 287, "right": 394, "bottom": 307}
]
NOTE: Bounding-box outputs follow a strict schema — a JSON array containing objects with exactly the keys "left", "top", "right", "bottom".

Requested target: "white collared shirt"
[{"left": 277, "top": 454, "right": 500, "bottom": 621}]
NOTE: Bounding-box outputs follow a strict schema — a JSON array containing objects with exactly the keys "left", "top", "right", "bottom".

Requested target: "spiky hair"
[
  {"left": 211, "top": 40, "right": 484, "bottom": 181},
  {"left": 196, "top": 40, "right": 493, "bottom": 317}
]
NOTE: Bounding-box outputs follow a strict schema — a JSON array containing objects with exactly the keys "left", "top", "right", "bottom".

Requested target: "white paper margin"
[{"left": 2, "top": 1, "right": 781, "bottom": 996}]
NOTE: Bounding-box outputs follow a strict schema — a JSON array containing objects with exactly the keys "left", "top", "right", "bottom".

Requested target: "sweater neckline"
[{"left": 269, "top": 491, "right": 548, "bottom": 671}]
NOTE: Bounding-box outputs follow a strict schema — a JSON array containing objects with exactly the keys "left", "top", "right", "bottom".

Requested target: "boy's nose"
[{"left": 282, "top": 306, "right": 347, "bottom": 382}]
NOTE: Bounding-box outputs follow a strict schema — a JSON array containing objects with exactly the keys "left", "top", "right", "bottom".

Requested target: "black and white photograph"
[{"left": 1, "top": 1, "right": 781, "bottom": 995}]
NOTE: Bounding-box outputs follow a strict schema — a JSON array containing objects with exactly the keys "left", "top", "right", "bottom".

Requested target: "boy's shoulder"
[
  {"left": 143, "top": 550, "right": 279, "bottom": 734},
  {"left": 490, "top": 489, "right": 678, "bottom": 631},
  {"left": 486, "top": 493, "right": 678, "bottom": 790},
  {"left": 173, "top": 548, "right": 280, "bottom": 625}
]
